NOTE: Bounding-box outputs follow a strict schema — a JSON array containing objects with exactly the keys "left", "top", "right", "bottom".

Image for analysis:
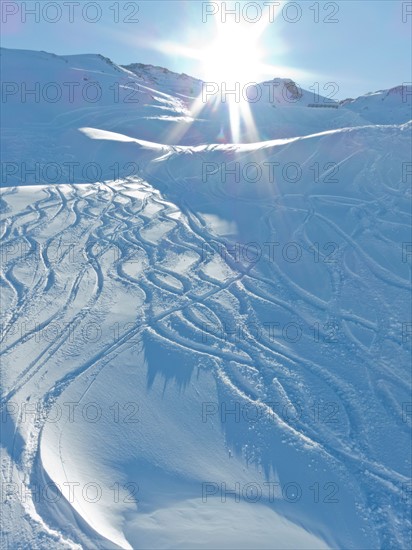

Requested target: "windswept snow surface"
[{"left": 1, "top": 48, "right": 412, "bottom": 549}]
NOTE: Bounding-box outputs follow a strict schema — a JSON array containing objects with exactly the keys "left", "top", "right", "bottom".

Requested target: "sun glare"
[
  {"left": 200, "top": 22, "right": 266, "bottom": 84},
  {"left": 149, "top": 6, "right": 309, "bottom": 143}
]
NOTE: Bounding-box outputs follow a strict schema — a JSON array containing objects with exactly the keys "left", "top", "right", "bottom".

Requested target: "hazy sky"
[{"left": 2, "top": 0, "right": 411, "bottom": 98}]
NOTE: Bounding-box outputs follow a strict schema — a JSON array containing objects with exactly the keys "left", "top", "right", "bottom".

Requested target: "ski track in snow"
[
  {"left": 1, "top": 152, "right": 411, "bottom": 547},
  {"left": 1, "top": 48, "right": 411, "bottom": 550}
]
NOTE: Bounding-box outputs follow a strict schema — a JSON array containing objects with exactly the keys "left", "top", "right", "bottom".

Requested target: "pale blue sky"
[{"left": 2, "top": 0, "right": 411, "bottom": 98}]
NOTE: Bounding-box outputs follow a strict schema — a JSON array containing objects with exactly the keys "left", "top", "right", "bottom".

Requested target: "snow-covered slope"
[
  {"left": 1, "top": 48, "right": 411, "bottom": 550},
  {"left": 3, "top": 46, "right": 410, "bottom": 174},
  {"left": 340, "top": 84, "right": 412, "bottom": 124}
]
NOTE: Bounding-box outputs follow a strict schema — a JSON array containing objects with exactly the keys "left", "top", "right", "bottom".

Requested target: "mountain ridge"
[{"left": 2, "top": 47, "right": 410, "bottom": 106}]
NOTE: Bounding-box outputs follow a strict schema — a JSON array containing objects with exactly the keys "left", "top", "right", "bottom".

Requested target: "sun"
[
  {"left": 146, "top": 6, "right": 308, "bottom": 143},
  {"left": 194, "top": 19, "right": 271, "bottom": 142},
  {"left": 200, "top": 22, "right": 266, "bottom": 84}
]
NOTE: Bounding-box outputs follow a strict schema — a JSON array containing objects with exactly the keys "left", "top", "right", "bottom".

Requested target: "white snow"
[{"left": 1, "top": 47, "right": 411, "bottom": 549}]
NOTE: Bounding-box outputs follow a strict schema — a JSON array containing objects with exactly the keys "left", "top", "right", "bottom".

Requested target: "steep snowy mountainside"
[
  {"left": 122, "top": 62, "right": 204, "bottom": 98},
  {"left": 1, "top": 48, "right": 191, "bottom": 186},
  {"left": 1, "top": 47, "right": 411, "bottom": 550},
  {"left": 340, "top": 84, "right": 412, "bottom": 124},
  {"left": 2, "top": 120, "right": 411, "bottom": 549},
  {"left": 123, "top": 61, "right": 323, "bottom": 106},
  {"left": 2, "top": 46, "right": 410, "bottom": 183}
]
